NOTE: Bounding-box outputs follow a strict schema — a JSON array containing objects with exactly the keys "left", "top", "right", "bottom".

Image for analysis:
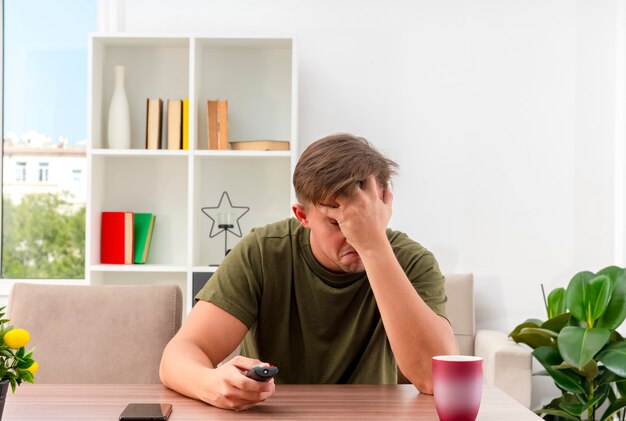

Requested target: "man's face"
[{"left": 292, "top": 203, "right": 365, "bottom": 273}]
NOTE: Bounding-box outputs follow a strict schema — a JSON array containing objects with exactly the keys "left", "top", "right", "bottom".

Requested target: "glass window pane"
[{"left": 2, "top": 0, "right": 96, "bottom": 279}]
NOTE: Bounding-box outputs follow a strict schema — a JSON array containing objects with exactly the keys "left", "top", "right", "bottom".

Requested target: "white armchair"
[{"left": 445, "top": 273, "right": 532, "bottom": 408}]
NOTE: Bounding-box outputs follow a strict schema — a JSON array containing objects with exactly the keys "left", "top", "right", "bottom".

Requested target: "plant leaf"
[
  {"left": 532, "top": 345, "right": 563, "bottom": 366},
  {"left": 510, "top": 322, "right": 554, "bottom": 349},
  {"left": 608, "top": 383, "right": 618, "bottom": 403},
  {"left": 542, "top": 313, "right": 572, "bottom": 334},
  {"left": 596, "top": 266, "right": 626, "bottom": 329},
  {"left": 600, "top": 397, "right": 626, "bottom": 421},
  {"left": 587, "top": 275, "right": 612, "bottom": 323},
  {"left": 579, "top": 359, "right": 599, "bottom": 381},
  {"left": 558, "top": 326, "right": 610, "bottom": 369},
  {"left": 520, "top": 327, "right": 559, "bottom": 339},
  {"left": 532, "top": 346, "right": 586, "bottom": 394},
  {"left": 597, "top": 367, "right": 624, "bottom": 386},
  {"left": 566, "top": 271, "right": 595, "bottom": 322},
  {"left": 511, "top": 331, "right": 554, "bottom": 349},
  {"left": 535, "top": 407, "right": 581, "bottom": 420},
  {"left": 552, "top": 360, "right": 600, "bottom": 381},
  {"left": 548, "top": 287, "right": 567, "bottom": 319},
  {"left": 609, "top": 330, "right": 625, "bottom": 343},
  {"left": 559, "top": 393, "right": 584, "bottom": 416},
  {"left": 597, "top": 342, "right": 626, "bottom": 377},
  {"left": 16, "top": 359, "right": 33, "bottom": 369},
  {"left": 0, "top": 349, "right": 14, "bottom": 358},
  {"left": 617, "top": 379, "right": 626, "bottom": 397},
  {"left": 20, "top": 370, "right": 34, "bottom": 384},
  {"left": 509, "top": 321, "right": 541, "bottom": 337}
]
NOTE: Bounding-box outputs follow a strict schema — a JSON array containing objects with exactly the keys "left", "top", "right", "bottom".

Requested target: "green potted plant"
[
  {"left": 0, "top": 306, "right": 37, "bottom": 419},
  {"left": 510, "top": 266, "right": 626, "bottom": 420}
]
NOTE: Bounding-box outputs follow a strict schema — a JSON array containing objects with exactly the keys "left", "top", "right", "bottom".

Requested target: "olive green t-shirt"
[{"left": 196, "top": 218, "right": 447, "bottom": 384}]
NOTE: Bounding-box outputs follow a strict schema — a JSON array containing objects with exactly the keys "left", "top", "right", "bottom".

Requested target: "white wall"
[{"left": 115, "top": 0, "right": 625, "bottom": 407}]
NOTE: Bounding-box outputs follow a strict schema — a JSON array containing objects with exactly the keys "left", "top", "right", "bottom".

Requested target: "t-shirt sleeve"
[
  {"left": 195, "top": 231, "right": 262, "bottom": 328},
  {"left": 390, "top": 231, "right": 448, "bottom": 319},
  {"left": 407, "top": 251, "right": 447, "bottom": 319}
]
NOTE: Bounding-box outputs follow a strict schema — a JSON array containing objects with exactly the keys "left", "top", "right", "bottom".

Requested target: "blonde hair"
[{"left": 293, "top": 133, "right": 398, "bottom": 205}]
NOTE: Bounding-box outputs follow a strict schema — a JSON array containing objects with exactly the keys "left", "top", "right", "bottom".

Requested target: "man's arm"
[
  {"left": 358, "top": 243, "right": 458, "bottom": 393},
  {"left": 159, "top": 300, "right": 275, "bottom": 410},
  {"left": 319, "top": 175, "right": 458, "bottom": 393}
]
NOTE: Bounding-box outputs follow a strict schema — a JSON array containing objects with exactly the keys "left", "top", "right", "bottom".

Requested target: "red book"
[{"left": 101, "top": 212, "right": 134, "bottom": 264}]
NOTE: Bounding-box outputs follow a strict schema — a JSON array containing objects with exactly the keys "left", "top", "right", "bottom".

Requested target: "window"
[
  {"left": 72, "top": 169, "right": 82, "bottom": 183},
  {"left": 71, "top": 168, "right": 82, "bottom": 192},
  {"left": 15, "top": 162, "right": 26, "bottom": 182},
  {"left": 2, "top": 0, "right": 97, "bottom": 279},
  {"left": 38, "top": 162, "right": 49, "bottom": 182}
]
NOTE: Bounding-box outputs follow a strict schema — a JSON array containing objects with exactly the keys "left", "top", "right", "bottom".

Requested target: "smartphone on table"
[{"left": 119, "top": 403, "right": 173, "bottom": 421}]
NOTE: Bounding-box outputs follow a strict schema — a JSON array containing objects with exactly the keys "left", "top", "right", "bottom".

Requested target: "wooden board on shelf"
[{"left": 229, "top": 140, "right": 290, "bottom": 151}]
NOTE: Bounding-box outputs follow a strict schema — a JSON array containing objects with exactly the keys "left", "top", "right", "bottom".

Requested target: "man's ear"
[{"left": 292, "top": 204, "right": 310, "bottom": 228}]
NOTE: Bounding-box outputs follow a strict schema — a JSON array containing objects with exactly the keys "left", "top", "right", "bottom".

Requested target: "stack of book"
[
  {"left": 146, "top": 98, "right": 189, "bottom": 150},
  {"left": 101, "top": 211, "right": 156, "bottom": 264}
]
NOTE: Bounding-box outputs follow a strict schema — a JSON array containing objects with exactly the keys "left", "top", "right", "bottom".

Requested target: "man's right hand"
[
  {"left": 197, "top": 356, "right": 276, "bottom": 411},
  {"left": 159, "top": 302, "right": 274, "bottom": 411}
]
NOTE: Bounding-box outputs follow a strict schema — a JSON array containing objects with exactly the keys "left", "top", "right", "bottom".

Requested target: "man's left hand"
[{"left": 318, "top": 175, "right": 393, "bottom": 254}]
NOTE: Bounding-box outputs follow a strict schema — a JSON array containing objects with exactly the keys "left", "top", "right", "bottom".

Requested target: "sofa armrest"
[{"left": 475, "top": 329, "right": 532, "bottom": 408}]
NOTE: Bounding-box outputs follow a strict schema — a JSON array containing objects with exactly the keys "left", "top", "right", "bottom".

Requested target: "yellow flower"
[
  {"left": 3, "top": 328, "right": 30, "bottom": 349},
  {"left": 27, "top": 361, "right": 38, "bottom": 374}
]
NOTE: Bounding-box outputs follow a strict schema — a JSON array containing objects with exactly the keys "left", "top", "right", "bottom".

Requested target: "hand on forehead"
[
  {"left": 317, "top": 175, "right": 383, "bottom": 213},
  {"left": 334, "top": 175, "right": 381, "bottom": 206}
]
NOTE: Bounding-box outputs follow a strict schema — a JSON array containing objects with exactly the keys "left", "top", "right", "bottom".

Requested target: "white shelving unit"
[{"left": 86, "top": 34, "right": 297, "bottom": 312}]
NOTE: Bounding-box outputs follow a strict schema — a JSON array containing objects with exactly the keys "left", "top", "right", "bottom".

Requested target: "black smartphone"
[
  {"left": 245, "top": 365, "right": 279, "bottom": 382},
  {"left": 119, "top": 403, "right": 173, "bottom": 421}
]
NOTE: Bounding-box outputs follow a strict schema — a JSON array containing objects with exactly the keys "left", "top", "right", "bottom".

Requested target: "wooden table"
[{"left": 2, "top": 383, "right": 539, "bottom": 420}]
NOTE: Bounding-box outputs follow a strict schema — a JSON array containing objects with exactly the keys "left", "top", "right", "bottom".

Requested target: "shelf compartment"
[
  {"left": 191, "top": 155, "right": 291, "bottom": 266},
  {"left": 90, "top": 154, "right": 189, "bottom": 268},
  {"left": 194, "top": 38, "right": 293, "bottom": 150},
  {"left": 90, "top": 35, "right": 190, "bottom": 150}
]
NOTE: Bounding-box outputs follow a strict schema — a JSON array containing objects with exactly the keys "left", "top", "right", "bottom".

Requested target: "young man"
[{"left": 159, "top": 134, "right": 458, "bottom": 410}]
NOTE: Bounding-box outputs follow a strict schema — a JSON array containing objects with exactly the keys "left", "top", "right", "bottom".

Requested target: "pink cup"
[{"left": 432, "top": 355, "right": 483, "bottom": 421}]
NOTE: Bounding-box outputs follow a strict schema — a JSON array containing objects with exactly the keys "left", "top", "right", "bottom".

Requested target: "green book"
[{"left": 133, "top": 213, "right": 156, "bottom": 264}]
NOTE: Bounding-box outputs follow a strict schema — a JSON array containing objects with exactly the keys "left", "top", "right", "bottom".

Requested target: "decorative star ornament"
[{"left": 201, "top": 191, "right": 250, "bottom": 238}]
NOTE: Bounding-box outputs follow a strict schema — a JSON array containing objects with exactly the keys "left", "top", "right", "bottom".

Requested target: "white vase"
[{"left": 107, "top": 65, "right": 131, "bottom": 149}]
